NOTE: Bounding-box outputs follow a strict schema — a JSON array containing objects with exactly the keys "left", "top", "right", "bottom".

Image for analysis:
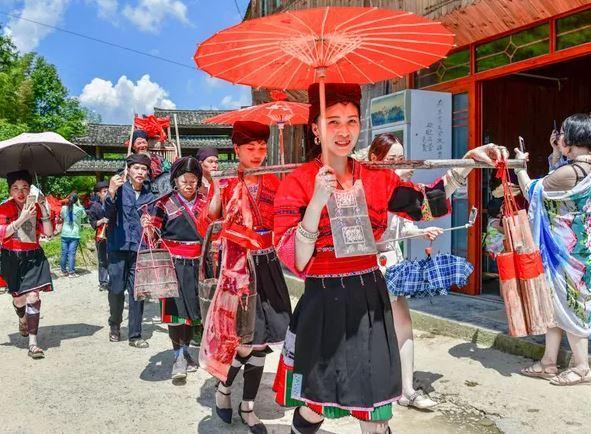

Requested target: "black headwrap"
[
  {"left": 196, "top": 146, "right": 219, "bottom": 162},
  {"left": 131, "top": 129, "right": 148, "bottom": 150},
  {"left": 126, "top": 153, "right": 151, "bottom": 172},
  {"left": 231, "top": 121, "right": 270, "bottom": 146},
  {"left": 170, "top": 156, "right": 202, "bottom": 188},
  {"left": 6, "top": 170, "right": 32, "bottom": 188},
  {"left": 94, "top": 181, "right": 109, "bottom": 192},
  {"left": 307, "top": 83, "right": 362, "bottom": 125}
]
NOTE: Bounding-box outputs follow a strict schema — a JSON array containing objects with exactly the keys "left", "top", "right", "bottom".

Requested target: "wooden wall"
[
  {"left": 482, "top": 55, "right": 591, "bottom": 178},
  {"left": 251, "top": 0, "right": 591, "bottom": 47}
]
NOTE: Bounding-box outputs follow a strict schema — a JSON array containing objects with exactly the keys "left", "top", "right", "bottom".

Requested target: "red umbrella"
[
  {"left": 204, "top": 100, "right": 310, "bottom": 165},
  {"left": 195, "top": 6, "right": 454, "bottom": 158}
]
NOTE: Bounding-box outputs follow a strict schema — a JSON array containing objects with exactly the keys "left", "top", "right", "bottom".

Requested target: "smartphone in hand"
[{"left": 24, "top": 194, "right": 37, "bottom": 210}]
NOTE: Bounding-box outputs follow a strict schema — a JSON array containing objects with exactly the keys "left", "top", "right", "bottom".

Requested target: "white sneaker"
[{"left": 398, "top": 391, "right": 438, "bottom": 410}]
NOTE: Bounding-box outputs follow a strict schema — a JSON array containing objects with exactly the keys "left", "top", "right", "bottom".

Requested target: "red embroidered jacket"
[
  {"left": 0, "top": 199, "right": 44, "bottom": 251},
  {"left": 273, "top": 158, "right": 449, "bottom": 277},
  {"left": 198, "top": 174, "right": 280, "bottom": 250}
]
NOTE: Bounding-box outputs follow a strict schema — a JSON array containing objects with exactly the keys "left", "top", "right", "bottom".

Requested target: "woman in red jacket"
[{"left": 273, "top": 83, "right": 507, "bottom": 434}]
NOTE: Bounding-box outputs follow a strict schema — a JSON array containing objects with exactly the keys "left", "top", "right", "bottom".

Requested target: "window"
[
  {"left": 451, "top": 93, "right": 469, "bottom": 258},
  {"left": 476, "top": 24, "right": 550, "bottom": 72},
  {"left": 261, "top": 0, "right": 268, "bottom": 17},
  {"left": 416, "top": 49, "right": 470, "bottom": 88},
  {"left": 557, "top": 9, "right": 591, "bottom": 50}
]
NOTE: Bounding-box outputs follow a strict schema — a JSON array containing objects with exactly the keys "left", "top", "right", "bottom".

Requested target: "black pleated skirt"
[
  {"left": 291, "top": 269, "right": 401, "bottom": 411},
  {"left": 250, "top": 248, "right": 292, "bottom": 347},
  {"left": 161, "top": 256, "right": 201, "bottom": 324},
  {"left": 0, "top": 248, "right": 53, "bottom": 296}
]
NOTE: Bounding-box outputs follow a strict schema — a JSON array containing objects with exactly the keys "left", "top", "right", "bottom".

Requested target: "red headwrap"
[
  {"left": 231, "top": 121, "right": 270, "bottom": 146},
  {"left": 307, "top": 83, "right": 362, "bottom": 125}
]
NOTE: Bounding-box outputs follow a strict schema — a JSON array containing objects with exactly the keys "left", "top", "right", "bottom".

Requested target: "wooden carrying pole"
[{"left": 211, "top": 159, "right": 527, "bottom": 179}]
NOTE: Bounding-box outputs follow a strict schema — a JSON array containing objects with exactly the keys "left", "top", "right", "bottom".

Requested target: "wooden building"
[
  {"left": 68, "top": 108, "right": 234, "bottom": 174},
  {"left": 247, "top": 0, "right": 591, "bottom": 296}
]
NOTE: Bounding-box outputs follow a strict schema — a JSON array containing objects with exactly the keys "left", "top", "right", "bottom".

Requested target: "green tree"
[
  {"left": 0, "top": 30, "right": 88, "bottom": 141},
  {"left": 0, "top": 29, "right": 95, "bottom": 199}
]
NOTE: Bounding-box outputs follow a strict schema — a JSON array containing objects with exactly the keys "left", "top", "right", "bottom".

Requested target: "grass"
[{"left": 42, "top": 226, "right": 98, "bottom": 269}]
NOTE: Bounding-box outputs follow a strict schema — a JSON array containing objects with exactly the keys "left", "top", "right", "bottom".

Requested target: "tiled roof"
[
  {"left": 153, "top": 108, "right": 233, "bottom": 127},
  {"left": 68, "top": 158, "right": 125, "bottom": 173},
  {"left": 72, "top": 123, "right": 233, "bottom": 149}
]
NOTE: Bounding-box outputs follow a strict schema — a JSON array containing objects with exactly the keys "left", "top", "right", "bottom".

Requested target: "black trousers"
[
  {"left": 107, "top": 250, "right": 144, "bottom": 340},
  {"left": 96, "top": 240, "right": 109, "bottom": 286}
]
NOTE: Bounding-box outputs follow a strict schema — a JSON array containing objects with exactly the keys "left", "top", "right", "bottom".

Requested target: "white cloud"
[
  {"left": 123, "top": 0, "right": 188, "bottom": 33},
  {"left": 90, "top": 0, "right": 118, "bottom": 18},
  {"left": 220, "top": 87, "right": 251, "bottom": 109},
  {"left": 78, "top": 74, "right": 176, "bottom": 123},
  {"left": 204, "top": 75, "right": 224, "bottom": 89},
  {"left": 4, "top": 0, "right": 70, "bottom": 52}
]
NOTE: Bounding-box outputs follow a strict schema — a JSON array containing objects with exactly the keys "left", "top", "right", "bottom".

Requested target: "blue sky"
[{"left": 0, "top": 0, "right": 252, "bottom": 123}]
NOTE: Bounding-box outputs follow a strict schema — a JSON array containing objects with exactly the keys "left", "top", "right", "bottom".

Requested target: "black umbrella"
[{"left": 0, "top": 132, "right": 87, "bottom": 176}]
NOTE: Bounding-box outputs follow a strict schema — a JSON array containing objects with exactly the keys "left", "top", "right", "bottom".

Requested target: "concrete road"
[{"left": 0, "top": 270, "right": 588, "bottom": 433}]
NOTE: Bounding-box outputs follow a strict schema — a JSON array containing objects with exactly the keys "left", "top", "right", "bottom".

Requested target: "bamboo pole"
[
  {"left": 124, "top": 115, "right": 135, "bottom": 179},
  {"left": 211, "top": 159, "right": 527, "bottom": 179},
  {"left": 173, "top": 114, "right": 181, "bottom": 158}
]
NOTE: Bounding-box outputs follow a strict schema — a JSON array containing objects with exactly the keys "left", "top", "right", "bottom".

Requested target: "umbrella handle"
[
  {"left": 316, "top": 69, "right": 330, "bottom": 167},
  {"left": 425, "top": 241, "right": 433, "bottom": 258}
]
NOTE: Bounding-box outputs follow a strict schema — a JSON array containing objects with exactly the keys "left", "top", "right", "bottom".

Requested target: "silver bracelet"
[
  {"left": 297, "top": 222, "right": 319, "bottom": 242},
  {"left": 41, "top": 216, "right": 51, "bottom": 222}
]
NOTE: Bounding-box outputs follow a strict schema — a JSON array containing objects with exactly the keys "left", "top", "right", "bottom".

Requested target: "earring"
[{"left": 314, "top": 136, "right": 320, "bottom": 146}]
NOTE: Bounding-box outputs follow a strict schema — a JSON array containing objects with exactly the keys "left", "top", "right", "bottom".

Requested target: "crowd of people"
[{"left": 1, "top": 82, "right": 590, "bottom": 433}]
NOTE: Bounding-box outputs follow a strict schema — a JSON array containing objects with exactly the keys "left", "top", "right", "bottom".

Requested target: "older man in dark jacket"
[{"left": 105, "top": 154, "right": 154, "bottom": 347}]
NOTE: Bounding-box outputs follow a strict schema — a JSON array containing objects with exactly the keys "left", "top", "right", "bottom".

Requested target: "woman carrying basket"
[
  {"left": 272, "top": 83, "right": 508, "bottom": 434},
  {"left": 515, "top": 113, "right": 591, "bottom": 385},
  {"left": 141, "top": 156, "right": 208, "bottom": 381},
  {"left": 199, "top": 121, "right": 292, "bottom": 434}
]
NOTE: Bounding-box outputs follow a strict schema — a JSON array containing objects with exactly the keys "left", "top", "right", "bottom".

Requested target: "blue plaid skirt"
[{"left": 385, "top": 253, "right": 474, "bottom": 298}]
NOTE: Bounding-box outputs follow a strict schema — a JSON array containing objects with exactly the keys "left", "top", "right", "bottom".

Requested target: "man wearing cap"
[
  {"left": 104, "top": 154, "right": 154, "bottom": 347},
  {"left": 87, "top": 181, "right": 110, "bottom": 291},
  {"left": 130, "top": 129, "right": 170, "bottom": 180}
]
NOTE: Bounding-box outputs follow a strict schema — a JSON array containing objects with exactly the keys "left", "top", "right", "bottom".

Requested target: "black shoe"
[
  {"left": 99, "top": 284, "right": 108, "bottom": 291},
  {"left": 109, "top": 325, "right": 120, "bottom": 342},
  {"left": 238, "top": 404, "right": 267, "bottom": 434},
  {"left": 215, "top": 383, "right": 232, "bottom": 424}
]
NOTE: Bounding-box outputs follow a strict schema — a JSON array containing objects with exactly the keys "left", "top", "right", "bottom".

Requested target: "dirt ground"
[{"left": 0, "top": 270, "right": 589, "bottom": 434}]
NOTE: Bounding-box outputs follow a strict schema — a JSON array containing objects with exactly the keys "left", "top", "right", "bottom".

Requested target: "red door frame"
[{"left": 416, "top": 8, "right": 591, "bottom": 293}]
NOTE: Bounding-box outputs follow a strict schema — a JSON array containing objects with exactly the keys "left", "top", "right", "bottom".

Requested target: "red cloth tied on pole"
[
  {"left": 133, "top": 115, "right": 170, "bottom": 142},
  {"left": 495, "top": 162, "right": 556, "bottom": 336}
]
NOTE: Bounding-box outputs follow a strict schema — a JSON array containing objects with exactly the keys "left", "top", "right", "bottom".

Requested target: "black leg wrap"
[
  {"left": 291, "top": 407, "right": 323, "bottom": 434},
  {"left": 168, "top": 326, "right": 182, "bottom": 350},
  {"left": 223, "top": 353, "right": 250, "bottom": 387},
  {"left": 26, "top": 300, "right": 41, "bottom": 336},
  {"left": 13, "top": 303, "right": 26, "bottom": 318},
  {"left": 242, "top": 351, "right": 266, "bottom": 401}
]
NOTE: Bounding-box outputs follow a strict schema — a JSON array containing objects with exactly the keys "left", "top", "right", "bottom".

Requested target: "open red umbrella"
[
  {"left": 195, "top": 6, "right": 454, "bottom": 158},
  {"left": 204, "top": 99, "right": 310, "bottom": 165}
]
